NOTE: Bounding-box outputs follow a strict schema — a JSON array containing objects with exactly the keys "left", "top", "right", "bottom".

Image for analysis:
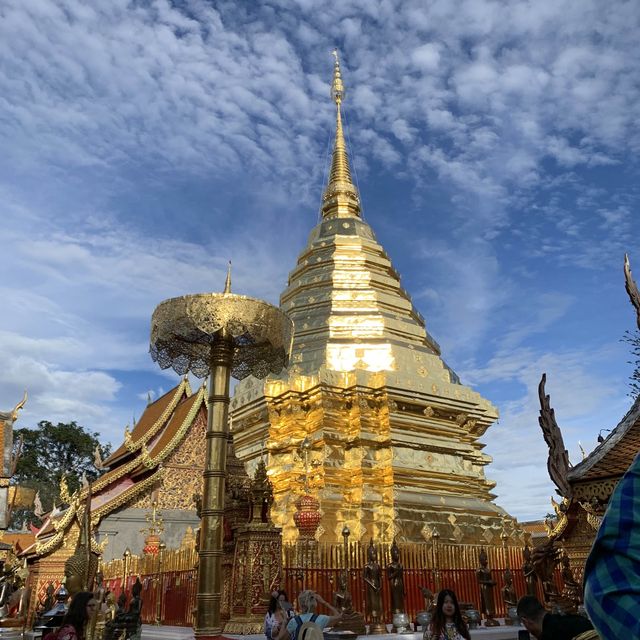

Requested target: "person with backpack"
[
  {"left": 277, "top": 589, "right": 342, "bottom": 640},
  {"left": 43, "top": 591, "right": 97, "bottom": 640}
]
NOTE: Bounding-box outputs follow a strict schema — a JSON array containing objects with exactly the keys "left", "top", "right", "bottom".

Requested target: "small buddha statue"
[
  {"left": 332, "top": 572, "right": 366, "bottom": 634},
  {"left": 418, "top": 585, "right": 435, "bottom": 613},
  {"left": 87, "top": 571, "right": 107, "bottom": 640},
  {"left": 0, "top": 572, "right": 30, "bottom": 627},
  {"left": 476, "top": 549, "right": 499, "bottom": 627},
  {"left": 501, "top": 569, "right": 518, "bottom": 625},
  {"left": 126, "top": 578, "right": 143, "bottom": 640},
  {"left": 363, "top": 540, "right": 384, "bottom": 633},
  {"left": 41, "top": 582, "right": 56, "bottom": 615},
  {"left": 104, "top": 592, "right": 117, "bottom": 624},
  {"left": 387, "top": 540, "right": 406, "bottom": 615},
  {"left": 104, "top": 592, "right": 125, "bottom": 640},
  {"left": 416, "top": 585, "right": 435, "bottom": 631},
  {"left": 522, "top": 545, "right": 538, "bottom": 597}
]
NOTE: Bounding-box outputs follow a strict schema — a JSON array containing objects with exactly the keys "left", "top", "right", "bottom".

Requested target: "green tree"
[{"left": 10, "top": 421, "right": 111, "bottom": 530}]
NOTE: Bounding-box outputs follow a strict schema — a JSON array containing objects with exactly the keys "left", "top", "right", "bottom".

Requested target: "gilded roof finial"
[
  {"left": 322, "top": 49, "right": 361, "bottom": 220},
  {"left": 10, "top": 391, "right": 27, "bottom": 422},
  {"left": 224, "top": 261, "right": 232, "bottom": 294},
  {"left": 331, "top": 48, "right": 344, "bottom": 105}
]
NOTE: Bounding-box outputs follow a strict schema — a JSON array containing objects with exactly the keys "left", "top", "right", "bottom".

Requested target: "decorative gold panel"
[{"left": 130, "top": 408, "right": 207, "bottom": 511}]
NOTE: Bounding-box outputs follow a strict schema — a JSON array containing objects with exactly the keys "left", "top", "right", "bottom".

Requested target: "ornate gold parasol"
[{"left": 149, "top": 266, "right": 293, "bottom": 638}]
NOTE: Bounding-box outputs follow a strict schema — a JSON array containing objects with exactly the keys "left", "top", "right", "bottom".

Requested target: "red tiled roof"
[
  {"left": 131, "top": 388, "right": 205, "bottom": 477},
  {"left": 102, "top": 380, "right": 189, "bottom": 466}
]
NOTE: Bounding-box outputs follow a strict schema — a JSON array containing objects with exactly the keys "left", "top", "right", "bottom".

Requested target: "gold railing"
[{"left": 102, "top": 546, "right": 198, "bottom": 580}]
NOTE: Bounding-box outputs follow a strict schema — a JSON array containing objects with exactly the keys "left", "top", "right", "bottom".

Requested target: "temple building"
[
  {"left": 539, "top": 256, "right": 640, "bottom": 582},
  {"left": 20, "top": 378, "right": 205, "bottom": 606},
  {"left": 558, "top": 398, "right": 640, "bottom": 581},
  {"left": 230, "top": 54, "right": 513, "bottom": 544}
]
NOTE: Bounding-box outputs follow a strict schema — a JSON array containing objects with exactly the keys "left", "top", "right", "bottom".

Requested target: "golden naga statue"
[{"left": 64, "top": 489, "right": 100, "bottom": 596}]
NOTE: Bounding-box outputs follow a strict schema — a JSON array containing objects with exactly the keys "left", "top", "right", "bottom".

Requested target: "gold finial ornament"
[
  {"left": 141, "top": 499, "right": 165, "bottom": 555},
  {"left": 331, "top": 48, "right": 345, "bottom": 104},
  {"left": 10, "top": 391, "right": 27, "bottom": 422},
  {"left": 224, "top": 261, "right": 232, "bottom": 294},
  {"left": 322, "top": 49, "right": 361, "bottom": 220}
]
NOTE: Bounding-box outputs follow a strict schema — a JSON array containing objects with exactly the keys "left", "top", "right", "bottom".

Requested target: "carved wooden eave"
[
  {"left": 567, "top": 396, "right": 640, "bottom": 501},
  {"left": 20, "top": 382, "right": 206, "bottom": 561}
]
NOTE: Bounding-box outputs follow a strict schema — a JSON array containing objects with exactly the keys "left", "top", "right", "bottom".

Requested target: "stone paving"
[{"left": 139, "top": 623, "right": 527, "bottom": 640}]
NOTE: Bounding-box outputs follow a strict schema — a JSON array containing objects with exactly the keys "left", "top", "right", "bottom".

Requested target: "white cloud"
[
  {"left": 1, "top": 0, "right": 639, "bottom": 524},
  {"left": 411, "top": 43, "right": 441, "bottom": 72},
  {"left": 0, "top": 183, "right": 299, "bottom": 445},
  {"left": 469, "top": 344, "right": 631, "bottom": 519}
]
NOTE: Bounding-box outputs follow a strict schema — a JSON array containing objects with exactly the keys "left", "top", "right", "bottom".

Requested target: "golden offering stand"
[{"left": 149, "top": 268, "right": 293, "bottom": 638}]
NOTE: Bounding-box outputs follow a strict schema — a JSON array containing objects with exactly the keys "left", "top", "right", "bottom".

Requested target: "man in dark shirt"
[{"left": 516, "top": 596, "right": 595, "bottom": 640}]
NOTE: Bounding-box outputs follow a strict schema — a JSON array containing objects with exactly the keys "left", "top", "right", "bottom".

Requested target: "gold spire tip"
[
  {"left": 322, "top": 48, "right": 361, "bottom": 219},
  {"left": 331, "top": 48, "right": 344, "bottom": 105},
  {"left": 224, "top": 261, "right": 232, "bottom": 294}
]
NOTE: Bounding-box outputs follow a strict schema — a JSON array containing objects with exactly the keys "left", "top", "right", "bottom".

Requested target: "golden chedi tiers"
[{"left": 231, "top": 52, "right": 512, "bottom": 544}]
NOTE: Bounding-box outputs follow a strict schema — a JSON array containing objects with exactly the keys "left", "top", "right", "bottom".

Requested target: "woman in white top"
[
  {"left": 265, "top": 595, "right": 286, "bottom": 640},
  {"left": 424, "top": 589, "right": 471, "bottom": 640}
]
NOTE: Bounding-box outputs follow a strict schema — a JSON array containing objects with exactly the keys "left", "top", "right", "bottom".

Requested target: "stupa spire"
[{"left": 321, "top": 49, "right": 361, "bottom": 219}]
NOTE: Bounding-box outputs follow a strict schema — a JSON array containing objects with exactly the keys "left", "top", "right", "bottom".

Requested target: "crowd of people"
[
  {"left": 268, "top": 585, "right": 603, "bottom": 640},
  {"left": 267, "top": 586, "right": 475, "bottom": 640}
]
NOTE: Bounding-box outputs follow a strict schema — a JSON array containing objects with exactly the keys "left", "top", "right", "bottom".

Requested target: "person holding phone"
[
  {"left": 277, "top": 590, "right": 342, "bottom": 640},
  {"left": 277, "top": 590, "right": 295, "bottom": 620}
]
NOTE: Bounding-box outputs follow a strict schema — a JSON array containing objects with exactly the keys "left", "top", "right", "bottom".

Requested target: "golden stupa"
[{"left": 231, "top": 52, "right": 511, "bottom": 544}]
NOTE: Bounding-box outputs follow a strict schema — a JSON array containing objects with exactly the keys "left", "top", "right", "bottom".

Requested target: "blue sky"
[{"left": 1, "top": 0, "right": 639, "bottom": 521}]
